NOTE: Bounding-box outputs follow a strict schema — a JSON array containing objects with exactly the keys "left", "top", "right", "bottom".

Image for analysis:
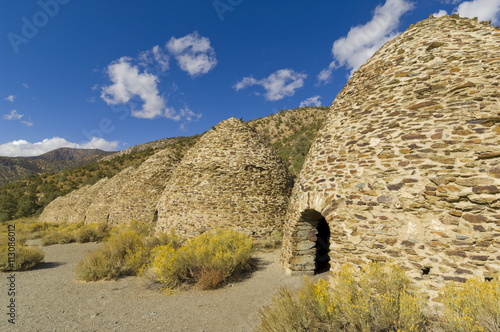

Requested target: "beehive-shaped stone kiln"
[
  {"left": 107, "top": 149, "right": 180, "bottom": 225},
  {"left": 39, "top": 147, "right": 181, "bottom": 225},
  {"left": 155, "top": 117, "right": 292, "bottom": 238},
  {"left": 281, "top": 15, "right": 500, "bottom": 293}
]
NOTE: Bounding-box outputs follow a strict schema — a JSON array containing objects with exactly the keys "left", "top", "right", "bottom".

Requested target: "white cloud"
[
  {"left": 139, "top": 45, "right": 170, "bottom": 72},
  {"left": 5, "top": 95, "right": 15, "bottom": 102},
  {"left": 170, "top": 106, "right": 202, "bottom": 122},
  {"left": 101, "top": 57, "right": 169, "bottom": 119},
  {"left": 100, "top": 37, "right": 206, "bottom": 121},
  {"left": 81, "top": 137, "right": 120, "bottom": 151},
  {"left": 3, "top": 110, "right": 33, "bottom": 127},
  {"left": 234, "top": 69, "right": 307, "bottom": 101},
  {"left": 21, "top": 119, "right": 34, "bottom": 127},
  {"left": 455, "top": 0, "right": 500, "bottom": 24},
  {"left": 0, "top": 137, "right": 119, "bottom": 157},
  {"left": 21, "top": 83, "right": 29, "bottom": 89},
  {"left": 299, "top": 96, "right": 322, "bottom": 107},
  {"left": 167, "top": 32, "right": 217, "bottom": 77},
  {"left": 318, "top": 0, "right": 414, "bottom": 83},
  {"left": 3, "top": 110, "right": 23, "bottom": 120},
  {"left": 433, "top": 9, "right": 449, "bottom": 17}
]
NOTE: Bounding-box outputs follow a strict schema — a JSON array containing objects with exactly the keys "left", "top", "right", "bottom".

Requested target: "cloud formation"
[
  {"left": 139, "top": 45, "right": 170, "bottom": 72},
  {"left": 101, "top": 57, "right": 168, "bottom": 119},
  {"left": 234, "top": 69, "right": 307, "bottom": 101},
  {"left": 4, "top": 95, "right": 15, "bottom": 102},
  {"left": 167, "top": 32, "right": 218, "bottom": 77},
  {"left": 2, "top": 110, "right": 33, "bottom": 127},
  {"left": 3, "top": 110, "right": 23, "bottom": 120},
  {"left": 318, "top": 0, "right": 414, "bottom": 83},
  {"left": 299, "top": 96, "right": 322, "bottom": 107},
  {"left": 0, "top": 137, "right": 119, "bottom": 157},
  {"left": 100, "top": 32, "right": 211, "bottom": 121},
  {"left": 455, "top": 0, "right": 500, "bottom": 24},
  {"left": 432, "top": 9, "right": 449, "bottom": 17}
]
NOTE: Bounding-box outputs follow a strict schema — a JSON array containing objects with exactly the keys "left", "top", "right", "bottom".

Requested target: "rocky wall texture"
[
  {"left": 39, "top": 147, "right": 180, "bottom": 225},
  {"left": 38, "top": 185, "right": 91, "bottom": 223},
  {"left": 84, "top": 167, "right": 136, "bottom": 224},
  {"left": 155, "top": 117, "right": 293, "bottom": 238},
  {"left": 38, "top": 178, "right": 109, "bottom": 224},
  {"left": 107, "top": 149, "right": 180, "bottom": 225},
  {"left": 281, "top": 15, "right": 500, "bottom": 296}
]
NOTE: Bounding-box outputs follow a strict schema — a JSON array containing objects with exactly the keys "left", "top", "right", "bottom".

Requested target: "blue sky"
[{"left": 1, "top": 0, "right": 499, "bottom": 156}]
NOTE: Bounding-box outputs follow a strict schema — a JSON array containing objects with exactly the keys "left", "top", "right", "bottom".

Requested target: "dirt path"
[{"left": 1, "top": 243, "right": 308, "bottom": 332}]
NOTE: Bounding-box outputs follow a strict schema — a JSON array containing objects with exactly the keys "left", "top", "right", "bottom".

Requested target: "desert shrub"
[
  {"left": 75, "top": 230, "right": 146, "bottom": 281},
  {"left": 151, "top": 229, "right": 253, "bottom": 290},
  {"left": 332, "top": 263, "right": 426, "bottom": 332},
  {"left": 258, "top": 263, "right": 427, "bottom": 332},
  {"left": 0, "top": 245, "right": 45, "bottom": 271},
  {"left": 41, "top": 229, "right": 76, "bottom": 245},
  {"left": 258, "top": 279, "right": 336, "bottom": 332},
  {"left": 75, "top": 223, "right": 111, "bottom": 243},
  {"left": 127, "top": 220, "right": 151, "bottom": 237},
  {"left": 254, "top": 231, "right": 282, "bottom": 250},
  {"left": 40, "top": 221, "right": 108, "bottom": 246},
  {"left": 0, "top": 218, "right": 57, "bottom": 245},
  {"left": 155, "top": 229, "right": 183, "bottom": 248},
  {"left": 437, "top": 277, "right": 500, "bottom": 332}
]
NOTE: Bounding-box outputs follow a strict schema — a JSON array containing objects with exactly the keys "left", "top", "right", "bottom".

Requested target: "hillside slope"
[
  {"left": 0, "top": 107, "right": 329, "bottom": 222},
  {"left": 0, "top": 148, "right": 113, "bottom": 186}
]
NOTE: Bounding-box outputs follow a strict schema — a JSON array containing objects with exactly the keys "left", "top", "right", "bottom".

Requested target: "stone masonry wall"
[
  {"left": 39, "top": 146, "right": 180, "bottom": 225},
  {"left": 155, "top": 117, "right": 292, "bottom": 239},
  {"left": 107, "top": 149, "right": 180, "bottom": 225},
  {"left": 281, "top": 15, "right": 500, "bottom": 295},
  {"left": 38, "top": 184, "right": 92, "bottom": 223},
  {"left": 84, "top": 167, "right": 136, "bottom": 224},
  {"left": 38, "top": 178, "right": 110, "bottom": 224}
]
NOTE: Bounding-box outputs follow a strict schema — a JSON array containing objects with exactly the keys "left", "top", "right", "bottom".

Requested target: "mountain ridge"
[{"left": 0, "top": 148, "right": 114, "bottom": 186}]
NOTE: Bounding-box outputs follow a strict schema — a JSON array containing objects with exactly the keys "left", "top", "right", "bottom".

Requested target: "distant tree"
[
  {"left": 15, "top": 193, "right": 39, "bottom": 219},
  {"left": 0, "top": 192, "right": 17, "bottom": 222}
]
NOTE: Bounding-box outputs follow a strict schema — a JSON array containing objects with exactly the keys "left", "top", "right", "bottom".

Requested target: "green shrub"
[
  {"left": 258, "top": 263, "right": 427, "bottom": 332},
  {"left": 0, "top": 245, "right": 45, "bottom": 271},
  {"left": 75, "top": 223, "right": 111, "bottom": 243},
  {"left": 75, "top": 230, "right": 145, "bottom": 281},
  {"left": 437, "top": 277, "right": 500, "bottom": 332},
  {"left": 151, "top": 229, "right": 253, "bottom": 290}
]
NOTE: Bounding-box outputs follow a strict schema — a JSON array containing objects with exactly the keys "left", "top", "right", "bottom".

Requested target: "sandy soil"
[{"left": 1, "top": 242, "right": 311, "bottom": 332}]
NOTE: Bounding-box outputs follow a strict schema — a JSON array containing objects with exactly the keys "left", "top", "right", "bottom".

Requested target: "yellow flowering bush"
[
  {"left": 438, "top": 277, "right": 500, "bottom": 332},
  {"left": 150, "top": 229, "right": 253, "bottom": 290},
  {"left": 258, "top": 263, "right": 427, "bottom": 332}
]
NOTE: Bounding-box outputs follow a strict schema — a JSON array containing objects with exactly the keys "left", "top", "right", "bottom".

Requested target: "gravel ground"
[{"left": 1, "top": 243, "right": 308, "bottom": 332}]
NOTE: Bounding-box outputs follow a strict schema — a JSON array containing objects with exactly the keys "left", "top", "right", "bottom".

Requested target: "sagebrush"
[
  {"left": 0, "top": 245, "right": 45, "bottom": 271},
  {"left": 437, "top": 277, "right": 500, "bottom": 332},
  {"left": 150, "top": 229, "right": 253, "bottom": 290},
  {"left": 258, "top": 263, "right": 427, "bottom": 332}
]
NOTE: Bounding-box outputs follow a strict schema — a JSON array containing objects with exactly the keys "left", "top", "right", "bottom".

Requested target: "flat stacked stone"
[
  {"left": 107, "top": 148, "right": 180, "bottom": 225},
  {"left": 281, "top": 15, "right": 500, "bottom": 296},
  {"left": 84, "top": 167, "right": 136, "bottom": 224},
  {"left": 38, "top": 178, "right": 109, "bottom": 224},
  {"left": 38, "top": 184, "right": 92, "bottom": 223},
  {"left": 155, "top": 117, "right": 292, "bottom": 238}
]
